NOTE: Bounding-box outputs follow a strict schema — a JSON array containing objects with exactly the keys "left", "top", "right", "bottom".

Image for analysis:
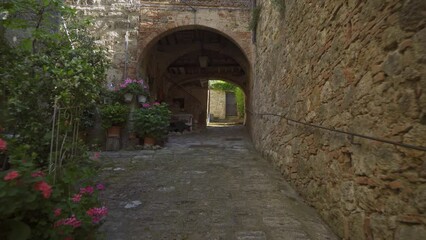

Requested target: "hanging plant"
[{"left": 116, "top": 78, "right": 149, "bottom": 97}]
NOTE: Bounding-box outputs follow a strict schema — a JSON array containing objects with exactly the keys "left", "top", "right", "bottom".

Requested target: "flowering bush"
[
  {"left": 0, "top": 0, "right": 109, "bottom": 238},
  {"left": 133, "top": 102, "right": 171, "bottom": 140},
  {"left": 52, "top": 182, "right": 107, "bottom": 239},
  {"left": 117, "top": 78, "right": 149, "bottom": 96},
  {"left": 0, "top": 139, "right": 107, "bottom": 240}
]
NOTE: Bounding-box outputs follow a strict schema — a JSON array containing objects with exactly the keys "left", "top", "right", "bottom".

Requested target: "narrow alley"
[{"left": 98, "top": 126, "right": 338, "bottom": 240}]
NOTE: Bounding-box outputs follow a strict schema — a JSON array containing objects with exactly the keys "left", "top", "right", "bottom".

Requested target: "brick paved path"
[{"left": 98, "top": 125, "right": 338, "bottom": 240}]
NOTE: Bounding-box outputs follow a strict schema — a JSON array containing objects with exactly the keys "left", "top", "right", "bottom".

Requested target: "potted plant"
[
  {"left": 117, "top": 78, "right": 149, "bottom": 103},
  {"left": 133, "top": 102, "right": 171, "bottom": 146},
  {"left": 99, "top": 103, "right": 129, "bottom": 137}
]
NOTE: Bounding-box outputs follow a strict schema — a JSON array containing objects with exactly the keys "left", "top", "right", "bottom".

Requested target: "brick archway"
[
  {"left": 137, "top": 25, "right": 252, "bottom": 82},
  {"left": 138, "top": 25, "right": 251, "bottom": 128}
]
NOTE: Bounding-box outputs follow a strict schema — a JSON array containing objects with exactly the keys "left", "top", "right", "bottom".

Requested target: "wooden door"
[{"left": 226, "top": 92, "right": 237, "bottom": 116}]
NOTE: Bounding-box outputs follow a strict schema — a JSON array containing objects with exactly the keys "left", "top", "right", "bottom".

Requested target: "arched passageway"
[{"left": 138, "top": 26, "right": 251, "bottom": 129}]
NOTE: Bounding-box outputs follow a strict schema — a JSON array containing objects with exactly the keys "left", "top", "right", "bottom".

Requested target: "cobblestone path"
[{"left": 98, "top": 125, "right": 339, "bottom": 240}]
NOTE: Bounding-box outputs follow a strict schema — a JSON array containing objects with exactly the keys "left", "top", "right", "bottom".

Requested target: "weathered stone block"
[
  {"left": 348, "top": 212, "right": 367, "bottom": 240},
  {"left": 383, "top": 51, "right": 402, "bottom": 76},
  {"left": 382, "top": 26, "right": 404, "bottom": 51},
  {"left": 395, "top": 224, "right": 426, "bottom": 240},
  {"left": 370, "top": 214, "right": 394, "bottom": 240}
]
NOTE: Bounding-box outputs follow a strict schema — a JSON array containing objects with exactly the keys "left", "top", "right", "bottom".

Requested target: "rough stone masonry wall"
[
  {"left": 67, "top": 0, "right": 141, "bottom": 83},
  {"left": 250, "top": 0, "right": 426, "bottom": 239},
  {"left": 209, "top": 90, "right": 226, "bottom": 120}
]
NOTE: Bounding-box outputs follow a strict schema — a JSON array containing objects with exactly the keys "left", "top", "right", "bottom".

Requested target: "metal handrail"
[
  {"left": 139, "top": 0, "right": 251, "bottom": 8},
  {"left": 247, "top": 109, "right": 426, "bottom": 152}
]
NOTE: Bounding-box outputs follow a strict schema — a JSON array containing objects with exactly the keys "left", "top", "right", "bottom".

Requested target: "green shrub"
[
  {"left": 0, "top": 1, "right": 109, "bottom": 238},
  {"left": 0, "top": 0, "right": 108, "bottom": 164},
  {"left": 99, "top": 103, "right": 129, "bottom": 129},
  {"left": 134, "top": 102, "right": 171, "bottom": 140}
]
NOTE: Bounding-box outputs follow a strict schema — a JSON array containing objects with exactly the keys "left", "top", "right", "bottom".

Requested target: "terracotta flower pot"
[
  {"left": 107, "top": 126, "right": 121, "bottom": 138},
  {"left": 144, "top": 136, "right": 155, "bottom": 146}
]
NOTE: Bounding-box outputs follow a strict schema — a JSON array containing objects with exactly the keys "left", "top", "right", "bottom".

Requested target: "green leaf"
[
  {"left": 6, "top": 220, "right": 31, "bottom": 240},
  {"left": 20, "top": 38, "right": 33, "bottom": 53}
]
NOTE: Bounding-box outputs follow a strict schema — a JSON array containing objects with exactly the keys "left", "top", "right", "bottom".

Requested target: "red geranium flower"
[
  {"left": 34, "top": 181, "right": 52, "bottom": 199},
  {"left": 4, "top": 171, "right": 19, "bottom": 181},
  {"left": 31, "top": 171, "right": 46, "bottom": 178},
  {"left": 54, "top": 208, "right": 62, "bottom": 217},
  {"left": 0, "top": 138, "right": 7, "bottom": 151}
]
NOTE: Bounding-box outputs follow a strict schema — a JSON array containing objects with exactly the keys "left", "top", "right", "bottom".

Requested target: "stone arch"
[
  {"left": 138, "top": 24, "right": 251, "bottom": 97},
  {"left": 137, "top": 23, "right": 252, "bottom": 128},
  {"left": 137, "top": 25, "right": 252, "bottom": 73}
]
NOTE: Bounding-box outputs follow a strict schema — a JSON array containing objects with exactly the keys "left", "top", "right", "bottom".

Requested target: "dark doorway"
[{"left": 226, "top": 92, "right": 238, "bottom": 117}]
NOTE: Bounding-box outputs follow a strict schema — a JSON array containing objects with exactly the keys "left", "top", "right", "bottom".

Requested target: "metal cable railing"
[
  {"left": 140, "top": 0, "right": 251, "bottom": 8},
  {"left": 247, "top": 109, "right": 426, "bottom": 152}
]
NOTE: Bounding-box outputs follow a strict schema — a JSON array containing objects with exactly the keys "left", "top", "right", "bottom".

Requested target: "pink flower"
[
  {"left": 142, "top": 103, "right": 150, "bottom": 108},
  {"left": 34, "top": 181, "right": 52, "bottom": 198},
  {"left": 0, "top": 138, "right": 7, "bottom": 151},
  {"left": 54, "top": 208, "right": 62, "bottom": 217},
  {"left": 31, "top": 171, "right": 45, "bottom": 178},
  {"left": 54, "top": 215, "right": 81, "bottom": 228},
  {"left": 153, "top": 102, "right": 160, "bottom": 106},
  {"left": 93, "top": 152, "right": 100, "bottom": 160},
  {"left": 87, "top": 206, "right": 108, "bottom": 223},
  {"left": 85, "top": 186, "right": 94, "bottom": 194},
  {"left": 96, "top": 183, "right": 105, "bottom": 191},
  {"left": 71, "top": 194, "right": 82, "bottom": 203},
  {"left": 4, "top": 171, "right": 19, "bottom": 181},
  {"left": 80, "top": 186, "right": 94, "bottom": 195}
]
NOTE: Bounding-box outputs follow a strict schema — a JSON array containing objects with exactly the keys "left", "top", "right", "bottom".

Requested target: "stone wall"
[
  {"left": 67, "top": 0, "right": 141, "bottom": 83},
  {"left": 209, "top": 90, "right": 226, "bottom": 120},
  {"left": 140, "top": 0, "right": 251, "bottom": 8},
  {"left": 249, "top": 0, "right": 426, "bottom": 239}
]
